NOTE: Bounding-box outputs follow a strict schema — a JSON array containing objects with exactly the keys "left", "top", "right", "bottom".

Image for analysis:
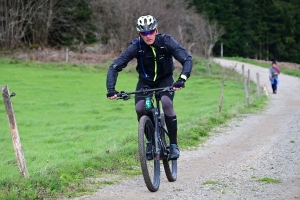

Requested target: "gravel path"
[{"left": 72, "top": 59, "right": 300, "bottom": 200}]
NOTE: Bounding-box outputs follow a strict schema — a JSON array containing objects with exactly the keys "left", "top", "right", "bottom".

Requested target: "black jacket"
[{"left": 106, "top": 33, "right": 192, "bottom": 90}]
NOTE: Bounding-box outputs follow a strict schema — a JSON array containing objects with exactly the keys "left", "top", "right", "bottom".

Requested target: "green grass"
[
  {"left": 257, "top": 177, "right": 281, "bottom": 184},
  {"left": 0, "top": 57, "right": 268, "bottom": 199},
  {"left": 203, "top": 180, "right": 220, "bottom": 185},
  {"left": 202, "top": 179, "right": 227, "bottom": 194}
]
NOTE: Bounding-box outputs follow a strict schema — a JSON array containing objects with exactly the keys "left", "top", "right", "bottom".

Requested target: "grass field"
[{"left": 0, "top": 57, "right": 267, "bottom": 199}]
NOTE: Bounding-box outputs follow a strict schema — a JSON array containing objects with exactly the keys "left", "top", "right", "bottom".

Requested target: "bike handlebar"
[{"left": 117, "top": 86, "right": 174, "bottom": 101}]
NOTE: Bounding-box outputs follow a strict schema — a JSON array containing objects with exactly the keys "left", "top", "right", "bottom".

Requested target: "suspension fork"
[{"left": 153, "top": 108, "right": 161, "bottom": 160}]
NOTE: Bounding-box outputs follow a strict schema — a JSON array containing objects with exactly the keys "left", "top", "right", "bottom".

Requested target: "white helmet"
[{"left": 136, "top": 15, "right": 158, "bottom": 32}]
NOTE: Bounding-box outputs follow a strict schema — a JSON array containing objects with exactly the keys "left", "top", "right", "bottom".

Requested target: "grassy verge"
[{"left": 0, "top": 57, "right": 267, "bottom": 199}]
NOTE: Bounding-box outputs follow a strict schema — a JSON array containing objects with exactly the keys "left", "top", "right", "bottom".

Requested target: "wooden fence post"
[
  {"left": 1, "top": 85, "right": 29, "bottom": 178},
  {"left": 244, "top": 79, "right": 249, "bottom": 106},
  {"left": 247, "top": 69, "right": 250, "bottom": 89},
  {"left": 241, "top": 65, "right": 245, "bottom": 81},
  {"left": 256, "top": 73, "right": 261, "bottom": 98},
  {"left": 206, "top": 62, "right": 211, "bottom": 74},
  {"left": 218, "top": 80, "right": 225, "bottom": 113},
  {"left": 66, "top": 48, "right": 69, "bottom": 62}
]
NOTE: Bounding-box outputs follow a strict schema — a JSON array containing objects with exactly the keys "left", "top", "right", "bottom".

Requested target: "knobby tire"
[
  {"left": 160, "top": 112, "right": 177, "bottom": 182},
  {"left": 138, "top": 115, "right": 160, "bottom": 192}
]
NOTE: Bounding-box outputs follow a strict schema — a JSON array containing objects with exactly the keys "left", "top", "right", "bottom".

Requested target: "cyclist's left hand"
[{"left": 173, "top": 78, "right": 185, "bottom": 91}]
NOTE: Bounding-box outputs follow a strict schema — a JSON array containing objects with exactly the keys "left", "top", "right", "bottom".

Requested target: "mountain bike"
[{"left": 117, "top": 86, "right": 177, "bottom": 192}]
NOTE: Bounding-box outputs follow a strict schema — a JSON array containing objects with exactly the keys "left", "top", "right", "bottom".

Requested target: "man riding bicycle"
[{"left": 106, "top": 15, "right": 193, "bottom": 160}]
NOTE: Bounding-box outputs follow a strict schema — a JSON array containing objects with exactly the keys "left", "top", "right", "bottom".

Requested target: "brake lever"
[
  {"left": 117, "top": 91, "right": 130, "bottom": 101},
  {"left": 123, "top": 95, "right": 130, "bottom": 101}
]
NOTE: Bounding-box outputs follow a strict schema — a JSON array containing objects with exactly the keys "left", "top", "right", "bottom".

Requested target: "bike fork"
[{"left": 153, "top": 108, "right": 161, "bottom": 160}]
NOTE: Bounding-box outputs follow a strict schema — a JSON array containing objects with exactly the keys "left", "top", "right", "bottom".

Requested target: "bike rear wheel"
[
  {"left": 138, "top": 115, "right": 160, "bottom": 192},
  {"left": 163, "top": 153, "right": 177, "bottom": 182},
  {"left": 160, "top": 112, "right": 177, "bottom": 182}
]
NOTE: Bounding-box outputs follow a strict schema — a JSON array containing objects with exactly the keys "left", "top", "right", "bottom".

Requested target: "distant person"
[
  {"left": 105, "top": 15, "right": 193, "bottom": 160},
  {"left": 269, "top": 61, "right": 280, "bottom": 94}
]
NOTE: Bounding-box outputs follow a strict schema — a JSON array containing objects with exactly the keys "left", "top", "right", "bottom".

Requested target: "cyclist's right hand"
[{"left": 106, "top": 89, "right": 118, "bottom": 99}]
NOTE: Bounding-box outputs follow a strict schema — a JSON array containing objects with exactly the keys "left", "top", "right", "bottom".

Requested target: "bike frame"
[
  {"left": 117, "top": 86, "right": 172, "bottom": 160},
  {"left": 152, "top": 93, "right": 164, "bottom": 160},
  {"left": 117, "top": 86, "right": 177, "bottom": 191}
]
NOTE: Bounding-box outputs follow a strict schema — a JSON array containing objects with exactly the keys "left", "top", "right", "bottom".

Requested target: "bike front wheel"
[{"left": 138, "top": 115, "right": 160, "bottom": 192}]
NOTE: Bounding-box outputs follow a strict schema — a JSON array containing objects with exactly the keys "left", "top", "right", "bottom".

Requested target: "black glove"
[
  {"left": 106, "top": 89, "right": 118, "bottom": 98},
  {"left": 173, "top": 78, "right": 185, "bottom": 88}
]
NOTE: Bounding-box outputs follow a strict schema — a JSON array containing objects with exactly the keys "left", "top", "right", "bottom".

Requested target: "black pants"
[{"left": 135, "top": 75, "right": 178, "bottom": 145}]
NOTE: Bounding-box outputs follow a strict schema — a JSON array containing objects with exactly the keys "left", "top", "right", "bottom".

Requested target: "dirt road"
[{"left": 74, "top": 59, "right": 300, "bottom": 200}]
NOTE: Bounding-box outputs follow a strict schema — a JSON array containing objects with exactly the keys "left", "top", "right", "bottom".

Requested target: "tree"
[
  {"left": 191, "top": 0, "right": 300, "bottom": 63},
  {"left": 30, "top": 0, "right": 58, "bottom": 47},
  {"left": 91, "top": 0, "right": 224, "bottom": 57},
  {"left": 0, "top": 0, "right": 96, "bottom": 49},
  {"left": 0, "top": 0, "right": 45, "bottom": 48}
]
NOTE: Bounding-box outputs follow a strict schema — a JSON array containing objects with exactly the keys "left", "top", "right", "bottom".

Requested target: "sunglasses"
[{"left": 140, "top": 29, "right": 156, "bottom": 36}]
